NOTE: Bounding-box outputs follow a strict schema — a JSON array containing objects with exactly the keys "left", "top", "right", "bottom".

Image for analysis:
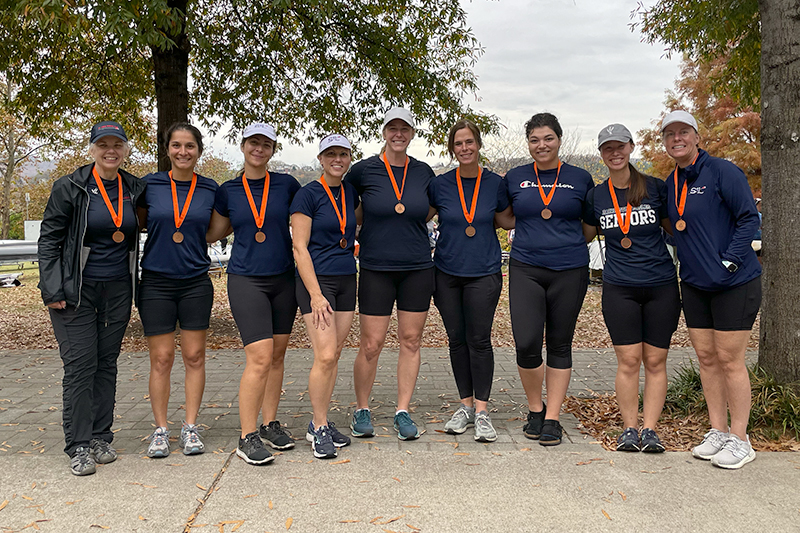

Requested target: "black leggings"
[
  {"left": 433, "top": 269, "right": 502, "bottom": 402},
  {"left": 508, "top": 259, "right": 588, "bottom": 370}
]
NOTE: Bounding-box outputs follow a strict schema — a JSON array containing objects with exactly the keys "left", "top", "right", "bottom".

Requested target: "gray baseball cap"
[{"left": 597, "top": 123, "right": 633, "bottom": 149}]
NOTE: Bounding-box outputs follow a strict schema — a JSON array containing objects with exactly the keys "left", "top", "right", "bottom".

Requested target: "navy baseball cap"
[{"left": 90, "top": 121, "right": 128, "bottom": 143}]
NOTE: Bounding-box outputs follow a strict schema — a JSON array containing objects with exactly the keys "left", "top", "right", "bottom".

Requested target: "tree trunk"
[
  {"left": 151, "top": 0, "right": 190, "bottom": 172},
  {"left": 757, "top": 0, "right": 800, "bottom": 383}
]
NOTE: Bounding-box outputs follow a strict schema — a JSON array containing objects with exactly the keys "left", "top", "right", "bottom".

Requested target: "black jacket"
[{"left": 38, "top": 164, "right": 145, "bottom": 307}]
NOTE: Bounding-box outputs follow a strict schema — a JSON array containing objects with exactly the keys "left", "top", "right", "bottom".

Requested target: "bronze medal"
[
  {"left": 112, "top": 230, "right": 125, "bottom": 243},
  {"left": 339, "top": 237, "right": 347, "bottom": 249},
  {"left": 621, "top": 237, "right": 632, "bottom": 249},
  {"left": 172, "top": 231, "right": 184, "bottom": 244},
  {"left": 541, "top": 208, "right": 552, "bottom": 220},
  {"left": 675, "top": 219, "right": 686, "bottom": 231},
  {"left": 395, "top": 202, "right": 405, "bottom": 214},
  {"left": 255, "top": 230, "right": 266, "bottom": 243},
  {"left": 465, "top": 225, "right": 476, "bottom": 237}
]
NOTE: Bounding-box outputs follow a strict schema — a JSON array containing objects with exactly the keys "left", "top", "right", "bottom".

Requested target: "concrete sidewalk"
[{"left": 1, "top": 347, "right": 794, "bottom": 532}]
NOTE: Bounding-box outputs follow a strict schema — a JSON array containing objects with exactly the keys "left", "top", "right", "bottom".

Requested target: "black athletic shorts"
[
  {"left": 601, "top": 280, "right": 681, "bottom": 349},
  {"left": 138, "top": 270, "right": 214, "bottom": 336},
  {"left": 296, "top": 274, "right": 357, "bottom": 315},
  {"left": 681, "top": 276, "right": 761, "bottom": 331},
  {"left": 358, "top": 267, "right": 434, "bottom": 316},
  {"left": 227, "top": 271, "right": 297, "bottom": 345}
]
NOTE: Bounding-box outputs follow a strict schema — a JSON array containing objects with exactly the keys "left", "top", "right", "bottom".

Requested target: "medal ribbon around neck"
[
  {"left": 534, "top": 159, "right": 563, "bottom": 210},
  {"left": 673, "top": 152, "right": 699, "bottom": 220},
  {"left": 242, "top": 171, "right": 270, "bottom": 230},
  {"left": 381, "top": 152, "right": 409, "bottom": 204},
  {"left": 169, "top": 170, "right": 198, "bottom": 231},
  {"left": 608, "top": 178, "right": 631, "bottom": 237},
  {"left": 456, "top": 166, "right": 482, "bottom": 226},
  {"left": 320, "top": 175, "right": 347, "bottom": 237},
  {"left": 92, "top": 166, "right": 124, "bottom": 230}
]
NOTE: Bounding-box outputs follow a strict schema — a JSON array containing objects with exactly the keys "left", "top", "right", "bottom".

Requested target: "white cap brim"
[{"left": 318, "top": 134, "right": 352, "bottom": 155}]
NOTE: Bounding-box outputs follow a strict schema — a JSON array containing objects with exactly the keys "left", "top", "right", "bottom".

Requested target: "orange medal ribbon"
[
  {"left": 169, "top": 171, "right": 198, "bottom": 231},
  {"left": 534, "top": 160, "right": 563, "bottom": 211},
  {"left": 608, "top": 178, "right": 631, "bottom": 237},
  {"left": 92, "top": 166, "right": 124, "bottom": 230},
  {"left": 381, "top": 153, "right": 409, "bottom": 205},
  {"left": 673, "top": 153, "right": 699, "bottom": 227},
  {"left": 320, "top": 175, "right": 347, "bottom": 237},
  {"left": 242, "top": 171, "right": 270, "bottom": 230},
  {"left": 456, "top": 166, "right": 482, "bottom": 226}
]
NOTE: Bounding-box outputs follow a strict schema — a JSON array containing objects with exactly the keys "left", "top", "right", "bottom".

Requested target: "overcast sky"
[{"left": 207, "top": 0, "right": 679, "bottom": 167}]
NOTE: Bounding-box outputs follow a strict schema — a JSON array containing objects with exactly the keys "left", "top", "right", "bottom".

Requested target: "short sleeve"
[
  {"left": 496, "top": 177, "right": 510, "bottom": 212},
  {"left": 582, "top": 186, "right": 599, "bottom": 226},
  {"left": 345, "top": 161, "right": 365, "bottom": 194},
  {"left": 290, "top": 186, "right": 316, "bottom": 218},
  {"left": 288, "top": 176, "right": 302, "bottom": 200},
  {"left": 214, "top": 183, "right": 230, "bottom": 217},
  {"left": 655, "top": 178, "right": 669, "bottom": 220}
]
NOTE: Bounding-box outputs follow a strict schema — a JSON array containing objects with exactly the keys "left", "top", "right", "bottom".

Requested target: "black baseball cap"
[{"left": 90, "top": 121, "right": 128, "bottom": 143}]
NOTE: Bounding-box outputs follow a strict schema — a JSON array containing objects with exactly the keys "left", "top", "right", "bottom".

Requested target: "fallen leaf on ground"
[
  {"left": 619, "top": 491, "right": 627, "bottom": 501},
  {"left": 602, "top": 509, "right": 611, "bottom": 520},
  {"left": 375, "top": 515, "right": 405, "bottom": 525},
  {"left": 392, "top": 477, "right": 401, "bottom": 483},
  {"left": 285, "top": 517, "right": 293, "bottom": 529},
  {"left": 0, "top": 500, "right": 7, "bottom": 511},
  {"left": 268, "top": 500, "right": 273, "bottom": 510},
  {"left": 330, "top": 459, "right": 350, "bottom": 465},
  {"left": 196, "top": 484, "right": 207, "bottom": 491},
  {"left": 339, "top": 520, "right": 360, "bottom": 523}
]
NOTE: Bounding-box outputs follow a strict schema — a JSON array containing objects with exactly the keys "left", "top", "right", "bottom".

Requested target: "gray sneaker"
[
  {"left": 147, "top": 427, "right": 170, "bottom": 458},
  {"left": 473, "top": 411, "right": 497, "bottom": 442},
  {"left": 70, "top": 446, "right": 96, "bottom": 476},
  {"left": 179, "top": 422, "right": 205, "bottom": 455},
  {"left": 444, "top": 405, "right": 475, "bottom": 435},
  {"left": 89, "top": 438, "right": 117, "bottom": 464},
  {"left": 711, "top": 434, "right": 756, "bottom": 469},
  {"left": 692, "top": 428, "right": 728, "bottom": 460}
]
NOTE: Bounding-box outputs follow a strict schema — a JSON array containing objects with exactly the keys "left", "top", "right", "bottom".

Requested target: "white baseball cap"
[
  {"left": 660, "top": 110, "right": 698, "bottom": 132},
  {"left": 318, "top": 134, "right": 352, "bottom": 155},
  {"left": 242, "top": 123, "right": 277, "bottom": 141},
  {"left": 382, "top": 107, "right": 415, "bottom": 130}
]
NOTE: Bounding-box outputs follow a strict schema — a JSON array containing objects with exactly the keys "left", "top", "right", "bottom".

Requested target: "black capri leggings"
[
  {"left": 433, "top": 269, "right": 502, "bottom": 402},
  {"left": 601, "top": 280, "right": 681, "bottom": 349},
  {"left": 508, "top": 258, "right": 589, "bottom": 370}
]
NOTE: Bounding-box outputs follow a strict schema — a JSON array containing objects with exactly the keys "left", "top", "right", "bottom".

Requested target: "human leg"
[{"left": 147, "top": 333, "right": 177, "bottom": 428}]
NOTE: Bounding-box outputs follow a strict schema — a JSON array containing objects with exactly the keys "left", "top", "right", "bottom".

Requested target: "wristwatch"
[{"left": 722, "top": 260, "right": 738, "bottom": 273}]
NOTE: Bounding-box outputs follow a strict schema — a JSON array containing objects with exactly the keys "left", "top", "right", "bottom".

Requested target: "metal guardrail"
[{"left": 0, "top": 240, "right": 39, "bottom": 266}]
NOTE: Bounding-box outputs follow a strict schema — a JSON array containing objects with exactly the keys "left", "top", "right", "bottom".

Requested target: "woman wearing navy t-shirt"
[
  {"left": 291, "top": 134, "right": 359, "bottom": 459},
  {"left": 345, "top": 108, "right": 435, "bottom": 441},
  {"left": 505, "top": 113, "right": 594, "bottom": 446},
  {"left": 584, "top": 124, "right": 680, "bottom": 453},
  {"left": 429, "top": 120, "right": 513, "bottom": 442},
  {"left": 661, "top": 111, "right": 761, "bottom": 469},
  {"left": 207, "top": 123, "right": 301, "bottom": 465},
  {"left": 137, "top": 123, "right": 218, "bottom": 458}
]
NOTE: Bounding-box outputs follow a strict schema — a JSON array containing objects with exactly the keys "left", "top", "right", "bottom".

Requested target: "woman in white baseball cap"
[
  {"left": 345, "top": 107, "right": 436, "bottom": 441},
  {"left": 207, "top": 123, "right": 302, "bottom": 465},
  {"left": 583, "top": 123, "right": 680, "bottom": 454},
  {"left": 291, "top": 134, "right": 359, "bottom": 459},
  {"left": 660, "top": 110, "right": 762, "bottom": 469}
]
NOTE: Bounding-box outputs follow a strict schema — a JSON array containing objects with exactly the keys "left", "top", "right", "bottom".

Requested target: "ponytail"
[{"left": 627, "top": 163, "right": 648, "bottom": 207}]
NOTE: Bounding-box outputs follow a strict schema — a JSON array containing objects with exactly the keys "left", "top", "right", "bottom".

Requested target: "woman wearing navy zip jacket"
[
  {"left": 38, "top": 121, "right": 145, "bottom": 476},
  {"left": 505, "top": 113, "right": 594, "bottom": 446},
  {"left": 137, "top": 123, "right": 218, "bottom": 458},
  {"left": 661, "top": 110, "right": 761, "bottom": 469},
  {"left": 207, "top": 123, "right": 301, "bottom": 465},
  {"left": 583, "top": 124, "right": 680, "bottom": 454},
  {"left": 428, "top": 120, "right": 513, "bottom": 442}
]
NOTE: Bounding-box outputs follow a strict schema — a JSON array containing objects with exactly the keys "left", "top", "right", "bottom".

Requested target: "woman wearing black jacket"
[{"left": 38, "top": 121, "right": 145, "bottom": 476}]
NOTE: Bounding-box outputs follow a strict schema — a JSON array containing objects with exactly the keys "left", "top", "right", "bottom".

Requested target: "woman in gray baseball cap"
[{"left": 583, "top": 124, "right": 679, "bottom": 453}]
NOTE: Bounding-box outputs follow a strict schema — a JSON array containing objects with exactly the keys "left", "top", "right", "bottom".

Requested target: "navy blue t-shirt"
[
  {"left": 290, "top": 180, "right": 360, "bottom": 276},
  {"left": 428, "top": 168, "right": 509, "bottom": 277},
  {"left": 345, "top": 155, "right": 434, "bottom": 271},
  {"left": 584, "top": 176, "right": 676, "bottom": 287},
  {"left": 83, "top": 177, "right": 137, "bottom": 280},
  {"left": 214, "top": 172, "right": 301, "bottom": 276},
  {"left": 505, "top": 162, "right": 594, "bottom": 270},
  {"left": 139, "top": 171, "right": 218, "bottom": 279},
  {"left": 666, "top": 149, "right": 761, "bottom": 290}
]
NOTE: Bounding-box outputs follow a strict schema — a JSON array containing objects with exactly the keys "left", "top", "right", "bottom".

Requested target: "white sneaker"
[
  {"left": 444, "top": 405, "right": 475, "bottom": 435},
  {"left": 712, "top": 434, "right": 756, "bottom": 469},
  {"left": 691, "top": 428, "right": 728, "bottom": 460},
  {"left": 147, "top": 427, "right": 170, "bottom": 458}
]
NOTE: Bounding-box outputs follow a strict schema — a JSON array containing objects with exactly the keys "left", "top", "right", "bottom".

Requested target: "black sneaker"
[
  {"left": 236, "top": 431, "right": 274, "bottom": 465},
  {"left": 260, "top": 420, "right": 295, "bottom": 450},
  {"left": 640, "top": 428, "right": 665, "bottom": 453},
  {"left": 307, "top": 424, "right": 338, "bottom": 459},
  {"left": 70, "top": 446, "right": 96, "bottom": 476},
  {"left": 616, "top": 427, "right": 641, "bottom": 452},
  {"left": 539, "top": 419, "right": 562, "bottom": 446},
  {"left": 523, "top": 403, "right": 546, "bottom": 440},
  {"left": 327, "top": 421, "right": 352, "bottom": 448}
]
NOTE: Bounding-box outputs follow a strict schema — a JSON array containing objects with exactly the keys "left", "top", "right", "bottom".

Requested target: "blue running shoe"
[
  {"left": 350, "top": 408, "right": 374, "bottom": 438},
  {"left": 306, "top": 422, "right": 337, "bottom": 459},
  {"left": 393, "top": 411, "right": 420, "bottom": 441},
  {"left": 327, "top": 421, "right": 351, "bottom": 448}
]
